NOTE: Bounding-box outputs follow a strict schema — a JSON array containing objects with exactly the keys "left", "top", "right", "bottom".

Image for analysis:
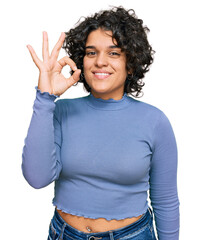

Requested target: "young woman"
[{"left": 22, "top": 6, "right": 180, "bottom": 240}]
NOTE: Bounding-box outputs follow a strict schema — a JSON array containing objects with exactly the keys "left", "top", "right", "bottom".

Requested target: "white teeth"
[{"left": 94, "top": 73, "right": 110, "bottom": 76}]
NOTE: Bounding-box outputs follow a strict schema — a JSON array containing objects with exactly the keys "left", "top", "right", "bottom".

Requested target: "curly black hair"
[{"left": 62, "top": 6, "right": 155, "bottom": 98}]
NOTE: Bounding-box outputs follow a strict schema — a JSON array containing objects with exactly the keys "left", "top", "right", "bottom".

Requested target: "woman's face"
[{"left": 83, "top": 28, "right": 128, "bottom": 100}]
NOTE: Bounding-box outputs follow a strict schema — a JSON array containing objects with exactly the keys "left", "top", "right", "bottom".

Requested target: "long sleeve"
[
  {"left": 21, "top": 87, "right": 62, "bottom": 189},
  {"left": 150, "top": 111, "right": 180, "bottom": 239}
]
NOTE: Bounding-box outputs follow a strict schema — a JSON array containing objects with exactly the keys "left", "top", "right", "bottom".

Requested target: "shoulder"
[
  {"left": 132, "top": 98, "right": 175, "bottom": 134},
  {"left": 127, "top": 96, "right": 174, "bottom": 133},
  {"left": 55, "top": 95, "right": 88, "bottom": 106},
  {"left": 127, "top": 95, "right": 164, "bottom": 120},
  {"left": 128, "top": 97, "right": 176, "bottom": 144},
  {"left": 54, "top": 95, "right": 89, "bottom": 113}
]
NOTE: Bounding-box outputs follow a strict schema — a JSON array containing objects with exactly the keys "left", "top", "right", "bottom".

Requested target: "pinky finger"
[{"left": 27, "top": 45, "right": 42, "bottom": 69}]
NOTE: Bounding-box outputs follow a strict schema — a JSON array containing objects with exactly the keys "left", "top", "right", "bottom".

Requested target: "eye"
[
  {"left": 109, "top": 52, "right": 120, "bottom": 56},
  {"left": 86, "top": 51, "right": 96, "bottom": 56}
]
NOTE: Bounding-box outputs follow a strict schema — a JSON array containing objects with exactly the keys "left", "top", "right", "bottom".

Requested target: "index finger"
[
  {"left": 58, "top": 56, "right": 77, "bottom": 71},
  {"left": 50, "top": 32, "right": 66, "bottom": 60}
]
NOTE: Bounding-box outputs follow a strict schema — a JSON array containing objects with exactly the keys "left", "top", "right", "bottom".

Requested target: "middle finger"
[{"left": 42, "top": 31, "right": 49, "bottom": 61}]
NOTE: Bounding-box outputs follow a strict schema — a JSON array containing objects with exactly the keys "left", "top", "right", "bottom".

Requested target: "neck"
[
  {"left": 90, "top": 90, "right": 124, "bottom": 101},
  {"left": 86, "top": 92, "right": 132, "bottom": 111}
]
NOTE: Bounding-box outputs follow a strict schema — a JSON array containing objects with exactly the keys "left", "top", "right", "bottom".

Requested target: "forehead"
[{"left": 86, "top": 28, "right": 118, "bottom": 47}]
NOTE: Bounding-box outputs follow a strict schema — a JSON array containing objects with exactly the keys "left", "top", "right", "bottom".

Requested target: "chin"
[
  {"left": 91, "top": 87, "right": 112, "bottom": 94},
  {"left": 90, "top": 84, "right": 111, "bottom": 93}
]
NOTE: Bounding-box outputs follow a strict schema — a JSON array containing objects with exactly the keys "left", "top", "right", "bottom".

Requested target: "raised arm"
[
  {"left": 21, "top": 32, "right": 81, "bottom": 188},
  {"left": 150, "top": 111, "right": 180, "bottom": 240}
]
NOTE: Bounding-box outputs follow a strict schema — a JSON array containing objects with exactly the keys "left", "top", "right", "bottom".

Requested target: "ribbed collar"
[{"left": 86, "top": 92, "right": 132, "bottom": 111}]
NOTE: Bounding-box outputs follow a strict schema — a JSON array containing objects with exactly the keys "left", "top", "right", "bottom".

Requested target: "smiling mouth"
[
  {"left": 93, "top": 72, "right": 111, "bottom": 79},
  {"left": 95, "top": 73, "right": 110, "bottom": 76}
]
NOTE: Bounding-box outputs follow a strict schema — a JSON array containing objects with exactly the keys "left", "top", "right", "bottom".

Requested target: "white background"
[{"left": 0, "top": 0, "right": 200, "bottom": 239}]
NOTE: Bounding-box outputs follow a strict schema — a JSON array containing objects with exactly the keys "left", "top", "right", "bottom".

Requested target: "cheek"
[
  {"left": 121, "top": 62, "right": 128, "bottom": 78},
  {"left": 113, "top": 61, "right": 127, "bottom": 77},
  {"left": 83, "top": 56, "right": 92, "bottom": 68},
  {"left": 83, "top": 57, "right": 87, "bottom": 71},
  {"left": 83, "top": 58, "right": 93, "bottom": 82}
]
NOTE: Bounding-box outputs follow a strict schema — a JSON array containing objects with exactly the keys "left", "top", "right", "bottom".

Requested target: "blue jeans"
[{"left": 48, "top": 208, "right": 156, "bottom": 240}]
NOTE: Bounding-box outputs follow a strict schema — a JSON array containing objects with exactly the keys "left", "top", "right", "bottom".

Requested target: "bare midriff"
[{"left": 56, "top": 208, "right": 143, "bottom": 233}]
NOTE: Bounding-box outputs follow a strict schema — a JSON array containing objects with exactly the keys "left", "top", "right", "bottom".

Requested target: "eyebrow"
[{"left": 85, "top": 45, "right": 120, "bottom": 49}]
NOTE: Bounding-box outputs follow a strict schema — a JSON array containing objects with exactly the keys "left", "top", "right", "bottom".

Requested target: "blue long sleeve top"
[{"left": 22, "top": 87, "right": 180, "bottom": 239}]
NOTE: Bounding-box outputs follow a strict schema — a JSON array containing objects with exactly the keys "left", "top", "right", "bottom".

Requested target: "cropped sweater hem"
[{"left": 52, "top": 200, "right": 148, "bottom": 221}]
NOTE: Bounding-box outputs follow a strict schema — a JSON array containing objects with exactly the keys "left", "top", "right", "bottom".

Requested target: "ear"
[{"left": 127, "top": 68, "right": 133, "bottom": 75}]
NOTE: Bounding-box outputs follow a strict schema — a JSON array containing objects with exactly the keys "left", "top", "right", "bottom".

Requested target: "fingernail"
[{"left": 73, "top": 66, "right": 77, "bottom": 71}]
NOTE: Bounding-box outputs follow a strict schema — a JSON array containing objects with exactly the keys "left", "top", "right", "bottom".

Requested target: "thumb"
[
  {"left": 72, "top": 69, "right": 81, "bottom": 81},
  {"left": 66, "top": 69, "right": 81, "bottom": 87}
]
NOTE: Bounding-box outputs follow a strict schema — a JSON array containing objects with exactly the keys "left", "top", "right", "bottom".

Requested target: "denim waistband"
[{"left": 52, "top": 208, "right": 153, "bottom": 240}]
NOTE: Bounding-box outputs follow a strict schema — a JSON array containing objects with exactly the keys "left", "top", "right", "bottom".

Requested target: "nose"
[{"left": 95, "top": 53, "right": 108, "bottom": 67}]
